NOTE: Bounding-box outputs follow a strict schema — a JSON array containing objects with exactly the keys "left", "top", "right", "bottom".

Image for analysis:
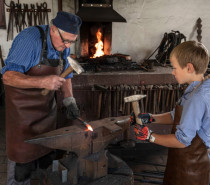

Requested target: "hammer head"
[
  {"left": 124, "top": 94, "right": 146, "bottom": 103},
  {"left": 67, "top": 56, "right": 84, "bottom": 74}
]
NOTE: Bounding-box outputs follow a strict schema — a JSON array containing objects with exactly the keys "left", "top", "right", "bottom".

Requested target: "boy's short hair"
[{"left": 170, "top": 41, "right": 209, "bottom": 74}]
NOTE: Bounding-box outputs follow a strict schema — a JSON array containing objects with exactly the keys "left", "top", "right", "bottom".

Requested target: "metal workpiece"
[{"left": 25, "top": 116, "right": 130, "bottom": 156}]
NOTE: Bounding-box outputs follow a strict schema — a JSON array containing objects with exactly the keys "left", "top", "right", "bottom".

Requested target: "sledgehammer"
[
  {"left": 41, "top": 56, "right": 84, "bottom": 96},
  {"left": 124, "top": 94, "right": 147, "bottom": 125}
]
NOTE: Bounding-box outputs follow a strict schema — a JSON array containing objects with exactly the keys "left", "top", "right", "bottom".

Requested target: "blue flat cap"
[{"left": 52, "top": 11, "right": 82, "bottom": 34}]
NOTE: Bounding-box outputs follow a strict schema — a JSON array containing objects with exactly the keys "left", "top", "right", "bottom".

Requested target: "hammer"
[
  {"left": 41, "top": 56, "right": 84, "bottom": 96},
  {"left": 124, "top": 94, "right": 146, "bottom": 125}
]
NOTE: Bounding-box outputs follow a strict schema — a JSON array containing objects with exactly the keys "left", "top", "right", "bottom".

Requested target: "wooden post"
[
  {"left": 58, "top": 0, "right": 62, "bottom": 12},
  {"left": 0, "top": 0, "right": 6, "bottom": 29}
]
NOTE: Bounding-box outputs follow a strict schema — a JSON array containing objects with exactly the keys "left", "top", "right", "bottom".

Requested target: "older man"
[{"left": 1, "top": 11, "right": 82, "bottom": 185}]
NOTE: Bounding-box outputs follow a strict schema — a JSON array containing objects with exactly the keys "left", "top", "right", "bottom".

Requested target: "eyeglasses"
[{"left": 57, "top": 28, "right": 77, "bottom": 44}]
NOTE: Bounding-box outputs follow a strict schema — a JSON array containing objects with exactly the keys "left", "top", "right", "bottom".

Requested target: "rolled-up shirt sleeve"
[
  {"left": 1, "top": 35, "right": 39, "bottom": 75},
  {"left": 175, "top": 93, "right": 206, "bottom": 146},
  {"left": 1, "top": 63, "right": 25, "bottom": 74}
]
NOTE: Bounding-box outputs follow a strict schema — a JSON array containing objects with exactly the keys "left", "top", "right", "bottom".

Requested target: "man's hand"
[
  {"left": 41, "top": 75, "right": 66, "bottom": 90},
  {"left": 63, "top": 97, "right": 80, "bottom": 120},
  {"left": 134, "top": 124, "right": 153, "bottom": 141},
  {"left": 129, "top": 112, "right": 154, "bottom": 126}
]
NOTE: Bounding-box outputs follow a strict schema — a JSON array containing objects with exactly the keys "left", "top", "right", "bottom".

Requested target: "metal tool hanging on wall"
[
  {"left": 5, "top": 0, "right": 51, "bottom": 41},
  {"left": 91, "top": 83, "right": 187, "bottom": 119},
  {"left": 196, "top": 18, "right": 202, "bottom": 43}
]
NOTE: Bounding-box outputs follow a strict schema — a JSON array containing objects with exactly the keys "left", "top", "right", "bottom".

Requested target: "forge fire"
[{"left": 92, "top": 28, "right": 104, "bottom": 58}]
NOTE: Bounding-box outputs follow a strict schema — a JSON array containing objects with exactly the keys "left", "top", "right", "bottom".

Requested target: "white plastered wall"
[
  {"left": 1, "top": 0, "right": 210, "bottom": 69},
  {"left": 112, "top": 0, "right": 210, "bottom": 63}
]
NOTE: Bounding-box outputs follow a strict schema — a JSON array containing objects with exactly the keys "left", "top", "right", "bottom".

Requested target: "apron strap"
[
  {"left": 59, "top": 51, "right": 64, "bottom": 72},
  {"left": 35, "top": 25, "right": 49, "bottom": 67},
  {"left": 35, "top": 26, "right": 66, "bottom": 69}
]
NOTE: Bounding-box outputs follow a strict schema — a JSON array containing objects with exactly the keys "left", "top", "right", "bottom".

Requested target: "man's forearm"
[
  {"left": 152, "top": 133, "right": 186, "bottom": 148},
  {"left": 3, "top": 71, "right": 46, "bottom": 89},
  {"left": 61, "top": 78, "right": 73, "bottom": 98},
  {"left": 3, "top": 71, "right": 66, "bottom": 90}
]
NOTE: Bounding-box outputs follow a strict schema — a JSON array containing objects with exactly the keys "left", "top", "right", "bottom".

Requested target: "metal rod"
[
  {"left": 134, "top": 172, "right": 164, "bottom": 179},
  {"left": 129, "top": 161, "right": 166, "bottom": 167},
  {"left": 141, "top": 170, "right": 165, "bottom": 175},
  {"left": 77, "top": 117, "right": 89, "bottom": 126},
  {"left": 135, "top": 178, "right": 163, "bottom": 185},
  {"left": 77, "top": 117, "right": 93, "bottom": 131}
]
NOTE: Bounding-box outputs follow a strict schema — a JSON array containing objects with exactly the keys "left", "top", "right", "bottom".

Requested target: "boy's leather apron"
[
  {"left": 163, "top": 104, "right": 210, "bottom": 185},
  {"left": 4, "top": 26, "right": 65, "bottom": 163}
]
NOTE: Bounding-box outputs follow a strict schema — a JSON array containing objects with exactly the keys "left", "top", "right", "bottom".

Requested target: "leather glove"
[
  {"left": 134, "top": 124, "right": 153, "bottom": 141},
  {"left": 129, "top": 112, "right": 154, "bottom": 125},
  {"left": 129, "top": 112, "right": 135, "bottom": 125},
  {"left": 63, "top": 97, "right": 80, "bottom": 120}
]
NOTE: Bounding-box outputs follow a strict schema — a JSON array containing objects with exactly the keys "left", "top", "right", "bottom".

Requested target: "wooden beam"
[
  {"left": 58, "top": 0, "right": 62, "bottom": 12},
  {"left": 0, "top": 0, "right": 6, "bottom": 29}
]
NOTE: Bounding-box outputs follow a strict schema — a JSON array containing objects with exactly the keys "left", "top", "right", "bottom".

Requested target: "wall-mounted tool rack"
[
  {"left": 5, "top": 1, "right": 51, "bottom": 40},
  {"left": 6, "top": 8, "right": 51, "bottom": 12}
]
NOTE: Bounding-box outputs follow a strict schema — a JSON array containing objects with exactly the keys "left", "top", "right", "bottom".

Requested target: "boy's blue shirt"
[
  {"left": 1, "top": 25, "right": 73, "bottom": 79},
  {"left": 171, "top": 79, "right": 210, "bottom": 151}
]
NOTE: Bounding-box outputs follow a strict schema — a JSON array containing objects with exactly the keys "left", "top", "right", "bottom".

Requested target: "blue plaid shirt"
[
  {"left": 1, "top": 25, "right": 73, "bottom": 79},
  {"left": 171, "top": 79, "right": 210, "bottom": 151}
]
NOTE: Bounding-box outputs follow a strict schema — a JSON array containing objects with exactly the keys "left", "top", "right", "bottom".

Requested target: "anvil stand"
[{"left": 26, "top": 116, "right": 134, "bottom": 185}]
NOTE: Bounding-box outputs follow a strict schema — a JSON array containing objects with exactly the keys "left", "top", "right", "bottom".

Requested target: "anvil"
[
  {"left": 25, "top": 116, "right": 134, "bottom": 184},
  {"left": 25, "top": 116, "right": 130, "bottom": 157}
]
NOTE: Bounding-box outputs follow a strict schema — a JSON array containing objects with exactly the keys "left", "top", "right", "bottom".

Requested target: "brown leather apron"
[
  {"left": 4, "top": 26, "right": 65, "bottom": 163},
  {"left": 163, "top": 104, "right": 210, "bottom": 185}
]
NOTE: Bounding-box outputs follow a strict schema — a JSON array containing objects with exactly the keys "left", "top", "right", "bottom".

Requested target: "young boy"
[{"left": 132, "top": 41, "right": 210, "bottom": 185}]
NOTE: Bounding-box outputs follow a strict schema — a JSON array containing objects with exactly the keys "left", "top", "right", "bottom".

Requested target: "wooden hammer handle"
[
  {"left": 132, "top": 101, "right": 142, "bottom": 125},
  {"left": 41, "top": 89, "right": 51, "bottom": 96},
  {"left": 60, "top": 66, "right": 73, "bottom": 78},
  {"left": 41, "top": 66, "right": 74, "bottom": 96}
]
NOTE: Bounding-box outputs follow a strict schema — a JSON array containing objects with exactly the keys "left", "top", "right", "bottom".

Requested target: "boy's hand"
[
  {"left": 129, "top": 112, "right": 154, "bottom": 126},
  {"left": 129, "top": 112, "right": 136, "bottom": 126},
  {"left": 134, "top": 124, "right": 153, "bottom": 141},
  {"left": 138, "top": 113, "right": 154, "bottom": 124}
]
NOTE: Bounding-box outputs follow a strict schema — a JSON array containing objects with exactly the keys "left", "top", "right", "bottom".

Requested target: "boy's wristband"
[{"left": 149, "top": 133, "right": 156, "bottom": 143}]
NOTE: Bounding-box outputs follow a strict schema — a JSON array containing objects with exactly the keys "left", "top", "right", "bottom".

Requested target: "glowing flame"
[
  {"left": 87, "top": 124, "right": 93, "bottom": 132},
  {"left": 92, "top": 28, "right": 104, "bottom": 58}
]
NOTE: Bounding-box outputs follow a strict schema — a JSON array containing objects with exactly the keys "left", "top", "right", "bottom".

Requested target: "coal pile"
[{"left": 78, "top": 55, "right": 141, "bottom": 73}]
